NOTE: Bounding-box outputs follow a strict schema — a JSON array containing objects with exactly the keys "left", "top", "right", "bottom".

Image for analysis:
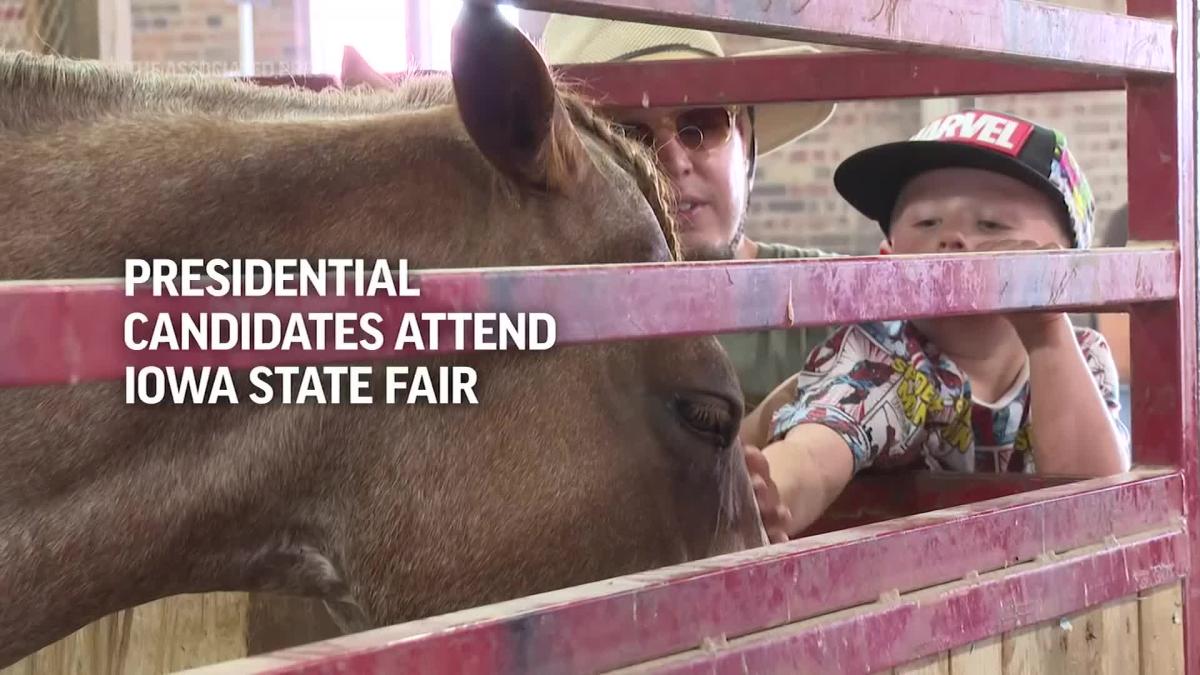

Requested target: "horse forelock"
[
  {"left": 555, "top": 90, "right": 680, "bottom": 262},
  {"left": 0, "top": 50, "right": 679, "bottom": 261}
]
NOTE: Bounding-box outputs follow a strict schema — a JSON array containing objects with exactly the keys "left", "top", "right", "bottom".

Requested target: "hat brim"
[
  {"left": 613, "top": 44, "right": 836, "bottom": 156},
  {"left": 833, "top": 140, "right": 1069, "bottom": 234},
  {"left": 753, "top": 98, "right": 836, "bottom": 156},
  {"left": 733, "top": 45, "right": 836, "bottom": 155}
]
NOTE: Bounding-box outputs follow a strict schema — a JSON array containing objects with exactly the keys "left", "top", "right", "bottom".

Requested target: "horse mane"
[
  {"left": 555, "top": 93, "right": 680, "bottom": 261},
  {"left": 0, "top": 50, "right": 679, "bottom": 260},
  {"left": 0, "top": 50, "right": 454, "bottom": 117}
]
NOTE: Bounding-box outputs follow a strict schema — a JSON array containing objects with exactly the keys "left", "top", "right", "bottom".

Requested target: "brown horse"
[{"left": 0, "top": 3, "right": 765, "bottom": 667}]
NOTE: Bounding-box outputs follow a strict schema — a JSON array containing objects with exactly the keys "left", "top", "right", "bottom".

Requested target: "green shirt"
[{"left": 717, "top": 242, "right": 838, "bottom": 411}]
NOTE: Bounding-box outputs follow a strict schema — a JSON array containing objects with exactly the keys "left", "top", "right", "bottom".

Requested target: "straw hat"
[{"left": 540, "top": 14, "right": 836, "bottom": 157}]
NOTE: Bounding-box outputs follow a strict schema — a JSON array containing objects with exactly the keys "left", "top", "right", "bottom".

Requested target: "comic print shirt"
[{"left": 768, "top": 321, "right": 1130, "bottom": 474}]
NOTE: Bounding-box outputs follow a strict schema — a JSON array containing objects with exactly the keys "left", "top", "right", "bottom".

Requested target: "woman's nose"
[{"left": 655, "top": 134, "right": 694, "bottom": 178}]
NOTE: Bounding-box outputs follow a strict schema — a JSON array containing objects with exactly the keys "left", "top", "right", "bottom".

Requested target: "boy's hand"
[
  {"left": 973, "top": 239, "right": 1068, "bottom": 342},
  {"left": 744, "top": 443, "right": 792, "bottom": 544}
]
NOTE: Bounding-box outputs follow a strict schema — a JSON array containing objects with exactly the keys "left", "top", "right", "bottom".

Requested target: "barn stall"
[{"left": 0, "top": 0, "right": 1194, "bottom": 672}]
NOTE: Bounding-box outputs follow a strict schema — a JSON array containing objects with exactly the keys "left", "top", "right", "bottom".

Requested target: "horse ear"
[
  {"left": 450, "top": 1, "right": 581, "bottom": 189},
  {"left": 341, "top": 46, "right": 397, "bottom": 90}
]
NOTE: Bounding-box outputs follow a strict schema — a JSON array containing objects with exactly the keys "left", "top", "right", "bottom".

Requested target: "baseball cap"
[{"left": 833, "top": 109, "right": 1095, "bottom": 249}]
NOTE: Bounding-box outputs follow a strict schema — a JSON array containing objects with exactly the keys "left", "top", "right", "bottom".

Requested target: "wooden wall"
[
  {"left": 0, "top": 593, "right": 342, "bottom": 675},
  {"left": 2, "top": 573, "right": 1184, "bottom": 673},
  {"left": 893, "top": 582, "right": 1184, "bottom": 675},
  {"left": 7, "top": 582, "right": 1182, "bottom": 674}
]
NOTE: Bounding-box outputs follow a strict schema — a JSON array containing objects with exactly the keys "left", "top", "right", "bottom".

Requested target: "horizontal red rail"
[
  {"left": 559, "top": 53, "right": 1127, "bottom": 107},
  {"left": 512, "top": 0, "right": 1175, "bottom": 75},
  {"left": 184, "top": 471, "right": 1181, "bottom": 674},
  {"left": 0, "top": 250, "right": 1176, "bottom": 387},
  {"left": 247, "top": 53, "right": 1126, "bottom": 105},
  {"left": 648, "top": 528, "right": 1187, "bottom": 674}
]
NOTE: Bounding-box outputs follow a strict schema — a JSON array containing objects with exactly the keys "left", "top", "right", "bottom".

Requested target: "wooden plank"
[
  {"left": 1073, "top": 597, "right": 1139, "bottom": 675},
  {"left": 1000, "top": 596, "right": 1140, "bottom": 675},
  {"left": 894, "top": 652, "right": 949, "bottom": 674},
  {"left": 1138, "top": 583, "right": 1184, "bottom": 675},
  {"left": 1096, "top": 597, "right": 1140, "bottom": 674},
  {"left": 949, "top": 636, "right": 1001, "bottom": 675},
  {"left": 124, "top": 593, "right": 250, "bottom": 673},
  {"left": 0, "top": 611, "right": 133, "bottom": 675},
  {"left": 893, "top": 635, "right": 1001, "bottom": 673},
  {"left": 1, "top": 593, "right": 250, "bottom": 675},
  {"left": 1001, "top": 616, "right": 1069, "bottom": 674}
]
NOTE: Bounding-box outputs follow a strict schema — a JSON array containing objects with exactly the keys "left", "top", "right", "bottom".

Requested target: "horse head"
[
  {"left": 329, "top": 1, "right": 767, "bottom": 627},
  {"left": 0, "top": 3, "right": 765, "bottom": 664}
]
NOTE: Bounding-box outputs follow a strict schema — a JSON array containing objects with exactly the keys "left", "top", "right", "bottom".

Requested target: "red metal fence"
[
  {"left": 200, "top": 0, "right": 1200, "bottom": 671},
  {"left": 6, "top": 0, "right": 1197, "bottom": 672},
  {"left": 2, "top": 250, "right": 1174, "bottom": 387},
  {"left": 188, "top": 471, "right": 1187, "bottom": 674}
]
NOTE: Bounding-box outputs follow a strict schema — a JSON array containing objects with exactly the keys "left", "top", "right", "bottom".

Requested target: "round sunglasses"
[{"left": 613, "top": 106, "right": 739, "bottom": 153}]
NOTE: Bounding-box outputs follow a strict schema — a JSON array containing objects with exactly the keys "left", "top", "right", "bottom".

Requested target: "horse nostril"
[{"left": 671, "top": 392, "right": 738, "bottom": 448}]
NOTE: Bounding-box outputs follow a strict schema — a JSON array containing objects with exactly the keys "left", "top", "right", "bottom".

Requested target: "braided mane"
[{"left": 557, "top": 92, "right": 680, "bottom": 261}]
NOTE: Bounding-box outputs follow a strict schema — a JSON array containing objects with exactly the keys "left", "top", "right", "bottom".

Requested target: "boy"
[{"left": 742, "top": 110, "right": 1131, "bottom": 543}]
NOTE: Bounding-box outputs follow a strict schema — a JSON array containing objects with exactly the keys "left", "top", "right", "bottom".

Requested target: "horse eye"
[{"left": 673, "top": 396, "right": 735, "bottom": 446}]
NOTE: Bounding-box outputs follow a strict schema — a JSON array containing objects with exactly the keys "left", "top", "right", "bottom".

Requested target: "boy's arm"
[
  {"left": 742, "top": 324, "right": 917, "bottom": 537},
  {"left": 1017, "top": 314, "right": 1130, "bottom": 475},
  {"left": 744, "top": 375, "right": 854, "bottom": 538},
  {"left": 742, "top": 373, "right": 799, "bottom": 449},
  {"left": 758, "top": 425, "right": 855, "bottom": 537}
]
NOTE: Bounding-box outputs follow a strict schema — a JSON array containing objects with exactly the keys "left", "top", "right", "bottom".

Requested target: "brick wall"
[
  {"left": 746, "top": 97, "right": 924, "bottom": 254},
  {"left": 131, "top": 0, "right": 301, "bottom": 75},
  {"left": 718, "top": 0, "right": 1130, "bottom": 254}
]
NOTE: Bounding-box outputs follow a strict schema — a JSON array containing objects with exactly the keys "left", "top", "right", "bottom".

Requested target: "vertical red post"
[
  {"left": 404, "top": 0, "right": 431, "bottom": 69},
  {"left": 1126, "top": 0, "right": 1197, "bottom": 671}
]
